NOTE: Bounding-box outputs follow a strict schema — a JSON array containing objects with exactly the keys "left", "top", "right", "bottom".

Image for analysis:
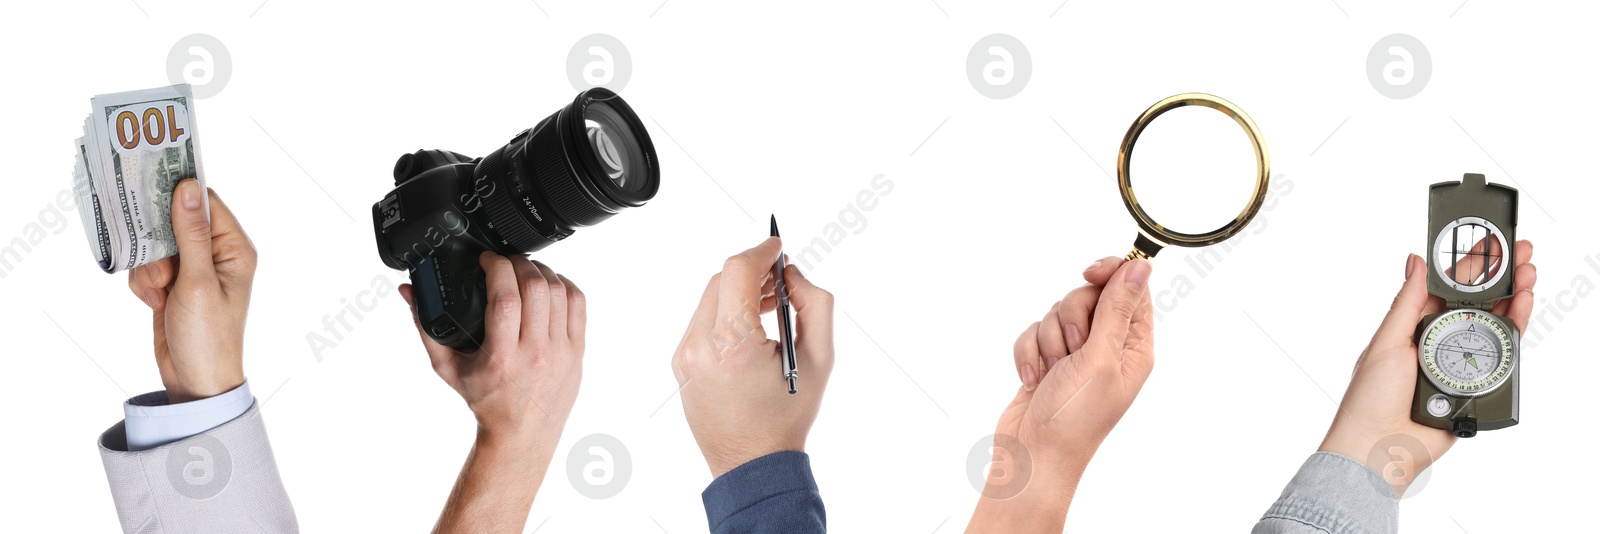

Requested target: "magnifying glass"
[{"left": 1117, "top": 93, "right": 1271, "bottom": 261}]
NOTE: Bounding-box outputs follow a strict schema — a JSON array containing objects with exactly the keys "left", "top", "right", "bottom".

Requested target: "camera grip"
[{"left": 409, "top": 249, "right": 488, "bottom": 351}]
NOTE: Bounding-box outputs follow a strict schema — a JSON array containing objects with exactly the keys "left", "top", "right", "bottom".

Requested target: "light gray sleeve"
[
  {"left": 1251, "top": 452, "right": 1398, "bottom": 534},
  {"left": 99, "top": 400, "right": 298, "bottom": 534}
]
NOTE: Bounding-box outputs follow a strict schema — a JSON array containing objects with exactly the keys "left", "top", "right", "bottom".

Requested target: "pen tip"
[{"left": 770, "top": 214, "right": 779, "bottom": 237}]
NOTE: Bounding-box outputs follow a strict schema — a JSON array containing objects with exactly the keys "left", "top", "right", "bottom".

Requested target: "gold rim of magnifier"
[{"left": 1117, "top": 93, "right": 1270, "bottom": 260}]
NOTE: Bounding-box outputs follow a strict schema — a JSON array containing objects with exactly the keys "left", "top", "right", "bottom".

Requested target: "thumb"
[
  {"left": 1080, "top": 259, "right": 1151, "bottom": 367},
  {"left": 784, "top": 264, "right": 834, "bottom": 370},
  {"left": 1372, "top": 254, "right": 1430, "bottom": 349},
  {"left": 170, "top": 179, "right": 216, "bottom": 285}
]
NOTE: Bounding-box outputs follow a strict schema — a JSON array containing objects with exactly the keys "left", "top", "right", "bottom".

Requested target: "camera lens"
[
  {"left": 588, "top": 121, "right": 627, "bottom": 184},
  {"left": 474, "top": 88, "right": 660, "bottom": 253},
  {"left": 583, "top": 103, "right": 650, "bottom": 193}
]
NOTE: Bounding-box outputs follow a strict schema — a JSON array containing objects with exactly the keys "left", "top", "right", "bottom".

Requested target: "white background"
[{"left": 2, "top": 0, "right": 1596, "bottom": 532}]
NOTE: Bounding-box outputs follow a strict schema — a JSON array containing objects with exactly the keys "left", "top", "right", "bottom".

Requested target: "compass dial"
[{"left": 1419, "top": 310, "right": 1515, "bottom": 396}]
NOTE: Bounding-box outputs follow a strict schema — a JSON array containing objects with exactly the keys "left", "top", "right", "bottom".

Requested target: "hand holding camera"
[
  {"left": 399, "top": 254, "right": 584, "bottom": 534},
  {"left": 399, "top": 254, "right": 585, "bottom": 439},
  {"left": 376, "top": 89, "right": 650, "bottom": 533}
]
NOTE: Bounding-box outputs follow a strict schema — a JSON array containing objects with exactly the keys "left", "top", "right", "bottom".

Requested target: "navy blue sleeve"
[{"left": 701, "top": 451, "right": 826, "bottom": 533}]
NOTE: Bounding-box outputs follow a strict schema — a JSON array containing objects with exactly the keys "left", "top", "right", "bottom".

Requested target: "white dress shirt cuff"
[{"left": 123, "top": 380, "right": 253, "bottom": 452}]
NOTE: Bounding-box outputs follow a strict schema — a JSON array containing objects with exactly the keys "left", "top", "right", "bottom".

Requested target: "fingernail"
[
  {"left": 1045, "top": 356, "right": 1060, "bottom": 372},
  {"left": 181, "top": 180, "right": 201, "bottom": 210},
  {"left": 1065, "top": 324, "right": 1083, "bottom": 353},
  {"left": 1405, "top": 254, "right": 1419, "bottom": 280},
  {"left": 141, "top": 288, "right": 157, "bottom": 308},
  {"left": 1021, "top": 364, "right": 1037, "bottom": 391},
  {"left": 1124, "top": 260, "right": 1152, "bottom": 290},
  {"left": 1083, "top": 260, "right": 1103, "bottom": 274}
]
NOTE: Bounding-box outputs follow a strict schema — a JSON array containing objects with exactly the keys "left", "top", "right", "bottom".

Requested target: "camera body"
[
  {"left": 374, "top": 149, "right": 502, "bottom": 349},
  {"left": 372, "top": 89, "right": 658, "bottom": 349}
]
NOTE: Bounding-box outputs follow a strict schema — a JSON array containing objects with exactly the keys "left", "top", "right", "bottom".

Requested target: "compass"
[
  {"left": 1412, "top": 173, "right": 1519, "bottom": 438},
  {"left": 1419, "top": 310, "right": 1514, "bottom": 396}
]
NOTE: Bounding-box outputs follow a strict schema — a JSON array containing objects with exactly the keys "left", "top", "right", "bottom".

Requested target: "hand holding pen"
[{"left": 671, "top": 235, "right": 837, "bottom": 477}]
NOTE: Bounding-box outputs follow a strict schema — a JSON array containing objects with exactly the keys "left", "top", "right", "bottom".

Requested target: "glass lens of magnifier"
[{"left": 1127, "top": 106, "right": 1262, "bottom": 236}]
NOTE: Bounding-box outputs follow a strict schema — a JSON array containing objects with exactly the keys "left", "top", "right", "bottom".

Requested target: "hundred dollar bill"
[{"left": 73, "top": 84, "right": 207, "bottom": 273}]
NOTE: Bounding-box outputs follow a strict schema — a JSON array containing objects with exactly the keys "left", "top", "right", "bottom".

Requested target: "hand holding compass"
[{"left": 1318, "top": 239, "right": 1534, "bottom": 498}]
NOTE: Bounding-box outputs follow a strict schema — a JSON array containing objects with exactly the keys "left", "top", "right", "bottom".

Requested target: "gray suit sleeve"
[
  {"left": 1251, "top": 452, "right": 1398, "bottom": 534},
  {"left": 98, "top": 400, "right": 298, "bottom": 533}
]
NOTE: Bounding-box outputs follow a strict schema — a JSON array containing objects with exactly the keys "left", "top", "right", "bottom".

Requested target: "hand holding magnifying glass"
[{"left": 967, "top": 94, "right": 1270, "bottom": 533}]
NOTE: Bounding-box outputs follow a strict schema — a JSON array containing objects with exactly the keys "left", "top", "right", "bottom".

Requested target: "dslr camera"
[{"left": 372, "top": 89, "right": 659, "bottom": 349}]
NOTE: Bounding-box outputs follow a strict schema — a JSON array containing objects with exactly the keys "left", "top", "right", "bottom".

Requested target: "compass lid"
[{"left": 1426, "top": 173, "right": 1519, "bottom": 310}]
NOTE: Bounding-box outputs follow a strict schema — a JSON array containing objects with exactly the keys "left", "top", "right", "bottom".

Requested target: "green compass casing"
[{"left": 1412, "top": 173, "right": 1519, "bottom": 438}]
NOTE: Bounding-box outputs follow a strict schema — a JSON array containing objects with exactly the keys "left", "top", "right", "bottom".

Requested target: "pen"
[{"left": 772, "top": 215, "right": 798, "bottom": 394}]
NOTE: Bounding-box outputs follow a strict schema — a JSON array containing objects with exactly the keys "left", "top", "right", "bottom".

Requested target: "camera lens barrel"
[
  {"left": 473, "top": 88, "right": 659, "bottom": 254},
  {"left": 476, "top": 141, "right": 566, "bottom": 252}
]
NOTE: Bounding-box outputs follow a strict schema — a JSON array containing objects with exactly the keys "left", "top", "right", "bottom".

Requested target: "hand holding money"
[
  {"left": 127, "top": 180, "right": 255, "bottom": 403},
  {"left": 73, "top": 84, "right": 206, "bottom": 273}
]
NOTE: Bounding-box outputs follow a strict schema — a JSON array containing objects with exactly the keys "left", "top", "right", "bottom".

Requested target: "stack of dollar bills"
[{"left": 71, "top": 84, "right": 207, "bottom": 274}]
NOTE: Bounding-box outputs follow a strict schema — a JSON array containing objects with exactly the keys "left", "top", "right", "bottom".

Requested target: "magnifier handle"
[{"left": 1127, "top": 233, "right": 1164, "bottom": 261}]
